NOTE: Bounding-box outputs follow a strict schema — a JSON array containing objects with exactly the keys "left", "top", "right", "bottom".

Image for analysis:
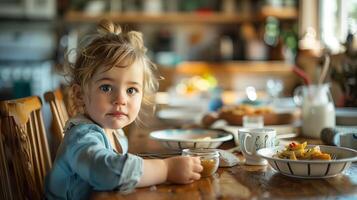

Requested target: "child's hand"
[{"left": 164, "top": 156, "right": 203, "bottom": 184}]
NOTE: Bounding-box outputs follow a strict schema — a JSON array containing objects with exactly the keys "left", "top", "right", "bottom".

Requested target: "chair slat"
[
  {"left": 0, "top": 120, "right": 13, "bottom": 200},
  {"left": 28, "top": 113, "right": 43, "bottom": 188},
  {"left": 45, "top": 89, "right": 70, "bottom": 161},
  {"left": 35, "top": 110, "right": 52, "bottom": 179},
  {"left": 0, "top": 96, "right": 51, "bottom": 200}
]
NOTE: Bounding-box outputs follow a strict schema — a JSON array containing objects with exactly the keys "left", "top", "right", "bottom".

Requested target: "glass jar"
[{"left": 182, "top": 148, "right": 219, "bottom": 177}]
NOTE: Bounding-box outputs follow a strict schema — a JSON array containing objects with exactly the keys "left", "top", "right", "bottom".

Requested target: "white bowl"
[
  {"left": 150, "top": 129, "right": 233, "bottom": 150},
  {"left": 257, "top": 145, "right": 357, "bottom": 178}
]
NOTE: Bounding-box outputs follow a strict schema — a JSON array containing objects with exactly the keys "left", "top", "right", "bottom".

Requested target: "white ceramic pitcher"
[{"left": 294, "top": 84, "right": 336, "bottom": 138}]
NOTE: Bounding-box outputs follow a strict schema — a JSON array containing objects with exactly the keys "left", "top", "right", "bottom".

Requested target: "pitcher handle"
[
  {"left": 243, "top": 133, "right": 253, "bottom": 155},
  {"left": 326, "top": 84, "right": 335, "bottom": 104},
  {"left": 293, "top": 86, "right": 303, "bottom": 106}
]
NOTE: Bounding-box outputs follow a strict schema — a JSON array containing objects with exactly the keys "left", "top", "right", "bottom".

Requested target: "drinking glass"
[
  {"left": 266, "top": 79, "right": 283, "bottom": 102},
  {"left": 243, "top": 115, "right": 264, "bottom": 128}
]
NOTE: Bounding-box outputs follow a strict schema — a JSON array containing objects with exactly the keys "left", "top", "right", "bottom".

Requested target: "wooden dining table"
[{"left": 90, "top": 115, "right": 357, "bottom": 200}]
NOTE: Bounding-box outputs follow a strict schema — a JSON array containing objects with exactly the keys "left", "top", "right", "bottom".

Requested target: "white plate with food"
[
  {"left": 201, "top": 104, "right": 300, "bottom": 127},
  {"left": 150, "top": 129, "right": 233, "bottom": 150},
  {"left": 257, "top": 143, "right": 357, "bottom": 178}
]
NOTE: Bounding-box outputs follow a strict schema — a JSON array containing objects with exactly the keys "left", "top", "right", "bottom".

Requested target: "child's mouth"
[{"left": 107, "top": 111, "right": 127, "bottom": 118}]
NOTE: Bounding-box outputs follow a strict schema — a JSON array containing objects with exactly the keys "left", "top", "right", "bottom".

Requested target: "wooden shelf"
[
  {"left": 65, "top": 11, "right": 249, "bottom": 24},
  {"left": 260, "top": 6, "right": 298, "bottom": 20},
  {"left": 64, "top": 9, "right": 297, "bottom": 24},
  {"left": 175, "top": 61, "right": 295, "bottom": 75}
]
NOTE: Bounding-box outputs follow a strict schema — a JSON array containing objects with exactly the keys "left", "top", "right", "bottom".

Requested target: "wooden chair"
[
  {"left": 44, "top": 89, "right": 69, "bottom": 160},
  {"left": 0, "top": 96, "right": 52, "bottom": 199}
]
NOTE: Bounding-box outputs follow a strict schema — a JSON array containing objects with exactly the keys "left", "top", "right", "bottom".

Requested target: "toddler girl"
[{"left": 44, "top": 19, "right": 203, "bottom": 200}]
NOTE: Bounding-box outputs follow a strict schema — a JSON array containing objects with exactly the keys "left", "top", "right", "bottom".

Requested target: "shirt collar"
[{"left": 63, "top": 114, "right": 95, "bottom": 133}]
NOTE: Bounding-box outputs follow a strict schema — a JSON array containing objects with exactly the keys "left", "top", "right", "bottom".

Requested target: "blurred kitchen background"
[{"left": 0, "top": 0, "right": 356, "bottom": 130}]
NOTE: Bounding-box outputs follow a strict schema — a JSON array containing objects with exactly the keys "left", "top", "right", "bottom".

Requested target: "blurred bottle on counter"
[
  {"left": 217, "top": 29, "right": 240, "bottom": 61},
  {"left": 122, "top": 0, "right": 141, "bottom": 13},
  {"left": 180, "top": 0, "right": 219, "bottom": 13},
  {"left": 242, "top": 23, "right": 268, "bottom": 61},
  {"left": 180, "top": 0, "right": 200, "bottom": 12},
  {"left": 153, "top": 28, "right": 181, "bottom": 66},
  {"left": 281, "top": 25, "right": 298, "bottom": 64},
  {"left": 264, "top": 17, "right": 284, "bottom": 60},
  {"left": 143, "top": 0, "right": 162, "bottom": 14},
  {"left": 208, "top": 87, "right": 223, "bottom": 112},
  {"left": 218, "top": 28, "right": 246, "bottom": 61},
  {"left": 164, "top": 0, "right": 179, "bottom": 12},
  {"left": 222, "top": 0, "right": 236, "bottom": 14},
  {"left": 219, "top": 36, "right": 234, "bottom": 60},
  {"left": 265, "top": 0, "right": 283, "bottom": 7}
]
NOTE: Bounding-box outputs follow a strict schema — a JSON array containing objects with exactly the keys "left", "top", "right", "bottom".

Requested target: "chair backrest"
[
  {"left": 0, "top": 96, "right": 51, "bottom": 199},
  {"left": 44, "top": 89, "right": 69, "bottom": 160}
]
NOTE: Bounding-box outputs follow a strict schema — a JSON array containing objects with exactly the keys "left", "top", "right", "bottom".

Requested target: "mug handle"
[
  {"left": 243, "top": 133, "right": 253, "bottom": 155},
  {"left": 293, "top": 86, "right": 303, "bottom": 106}
]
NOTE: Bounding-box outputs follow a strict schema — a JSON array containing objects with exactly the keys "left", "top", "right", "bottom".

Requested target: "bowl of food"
[
  {"left": 149, "top": 129, "right": 233, "bottom": 150},
  {"left": 257, "top": 142, "right": 357, "bottom": 178},
  {"left": 182, "top": 148, "right": 220, "bottom": 177}
]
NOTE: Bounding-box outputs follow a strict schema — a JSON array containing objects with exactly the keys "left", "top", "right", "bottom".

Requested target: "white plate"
[
  {"left": 156, "top": 108, "right": 203, "bottom": 125},
  {"left": 257, "top": 145, "right": 357, "bottom": 178},
  {"left": 150, "top": 129, "right": 233, "bottom": 150}
]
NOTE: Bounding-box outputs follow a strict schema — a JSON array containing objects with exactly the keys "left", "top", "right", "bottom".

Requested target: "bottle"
[{"left": 208, "top": 87, "right": 223, "bottom": 112}]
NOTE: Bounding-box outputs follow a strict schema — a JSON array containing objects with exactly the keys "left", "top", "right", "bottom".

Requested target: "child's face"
[{"left": 83, "top": 61, "right": 143, "bottom": 130}]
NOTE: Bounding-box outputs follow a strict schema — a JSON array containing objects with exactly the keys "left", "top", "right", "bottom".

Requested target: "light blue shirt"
[{"left": 44, "top": 115, "right": 143, "bottom": 200}]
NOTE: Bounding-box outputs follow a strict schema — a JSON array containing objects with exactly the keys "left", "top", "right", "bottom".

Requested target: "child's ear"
[{"left": 72, "top": 84, "right": 85, "bottom": 106}]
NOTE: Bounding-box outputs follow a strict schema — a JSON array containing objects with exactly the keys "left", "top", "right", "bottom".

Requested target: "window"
[{"left": 320, "top": 0, "right": 357, "bottom": 53}]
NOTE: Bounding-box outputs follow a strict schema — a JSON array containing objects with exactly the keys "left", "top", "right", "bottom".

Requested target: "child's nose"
[{"left": 113, "top": 92, "right": 127, "bottom": 105}]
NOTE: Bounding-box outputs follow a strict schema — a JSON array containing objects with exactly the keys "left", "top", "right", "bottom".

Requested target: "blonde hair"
[{"left": 64, "top": 19, "right": 159, "bottom": 120}]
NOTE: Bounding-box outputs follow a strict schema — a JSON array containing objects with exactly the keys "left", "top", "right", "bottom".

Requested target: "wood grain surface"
[
  {"left": 91, "top": 164, "right": 357, "bottom": 200},
  {"left": 90, "top": 114, "right": 357, "bottom": 200}
]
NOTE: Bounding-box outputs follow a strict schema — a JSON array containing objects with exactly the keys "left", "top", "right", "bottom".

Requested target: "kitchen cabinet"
[
  {"left": 64, "top": 7, "right": 297, "bottom": 24},
  {"left": 62, "top": 0, "right": 299, "bottom": 62},
  {"left": 61, "top": 0, "right": 300, "bottom": 94}
]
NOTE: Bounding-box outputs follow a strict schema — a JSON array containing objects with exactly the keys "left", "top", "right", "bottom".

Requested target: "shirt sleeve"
[{"left": 65, "top": 125, "right": 143, "bottom": 192}]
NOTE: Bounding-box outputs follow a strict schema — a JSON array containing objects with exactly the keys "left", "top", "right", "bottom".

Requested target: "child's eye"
[
  {"left": 99, "top": 85, "right": 112, "bottom": 93},
  {"left": 127, "top": 87, "right": 138, "bottom": 95}
]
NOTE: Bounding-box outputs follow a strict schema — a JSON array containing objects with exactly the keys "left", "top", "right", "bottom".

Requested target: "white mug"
[
  {"left": 239, "top": 128, "right": 276, "bottom": 165},
  {"left": 321, "top": 128, "right": 357, "bottom": 150}
]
